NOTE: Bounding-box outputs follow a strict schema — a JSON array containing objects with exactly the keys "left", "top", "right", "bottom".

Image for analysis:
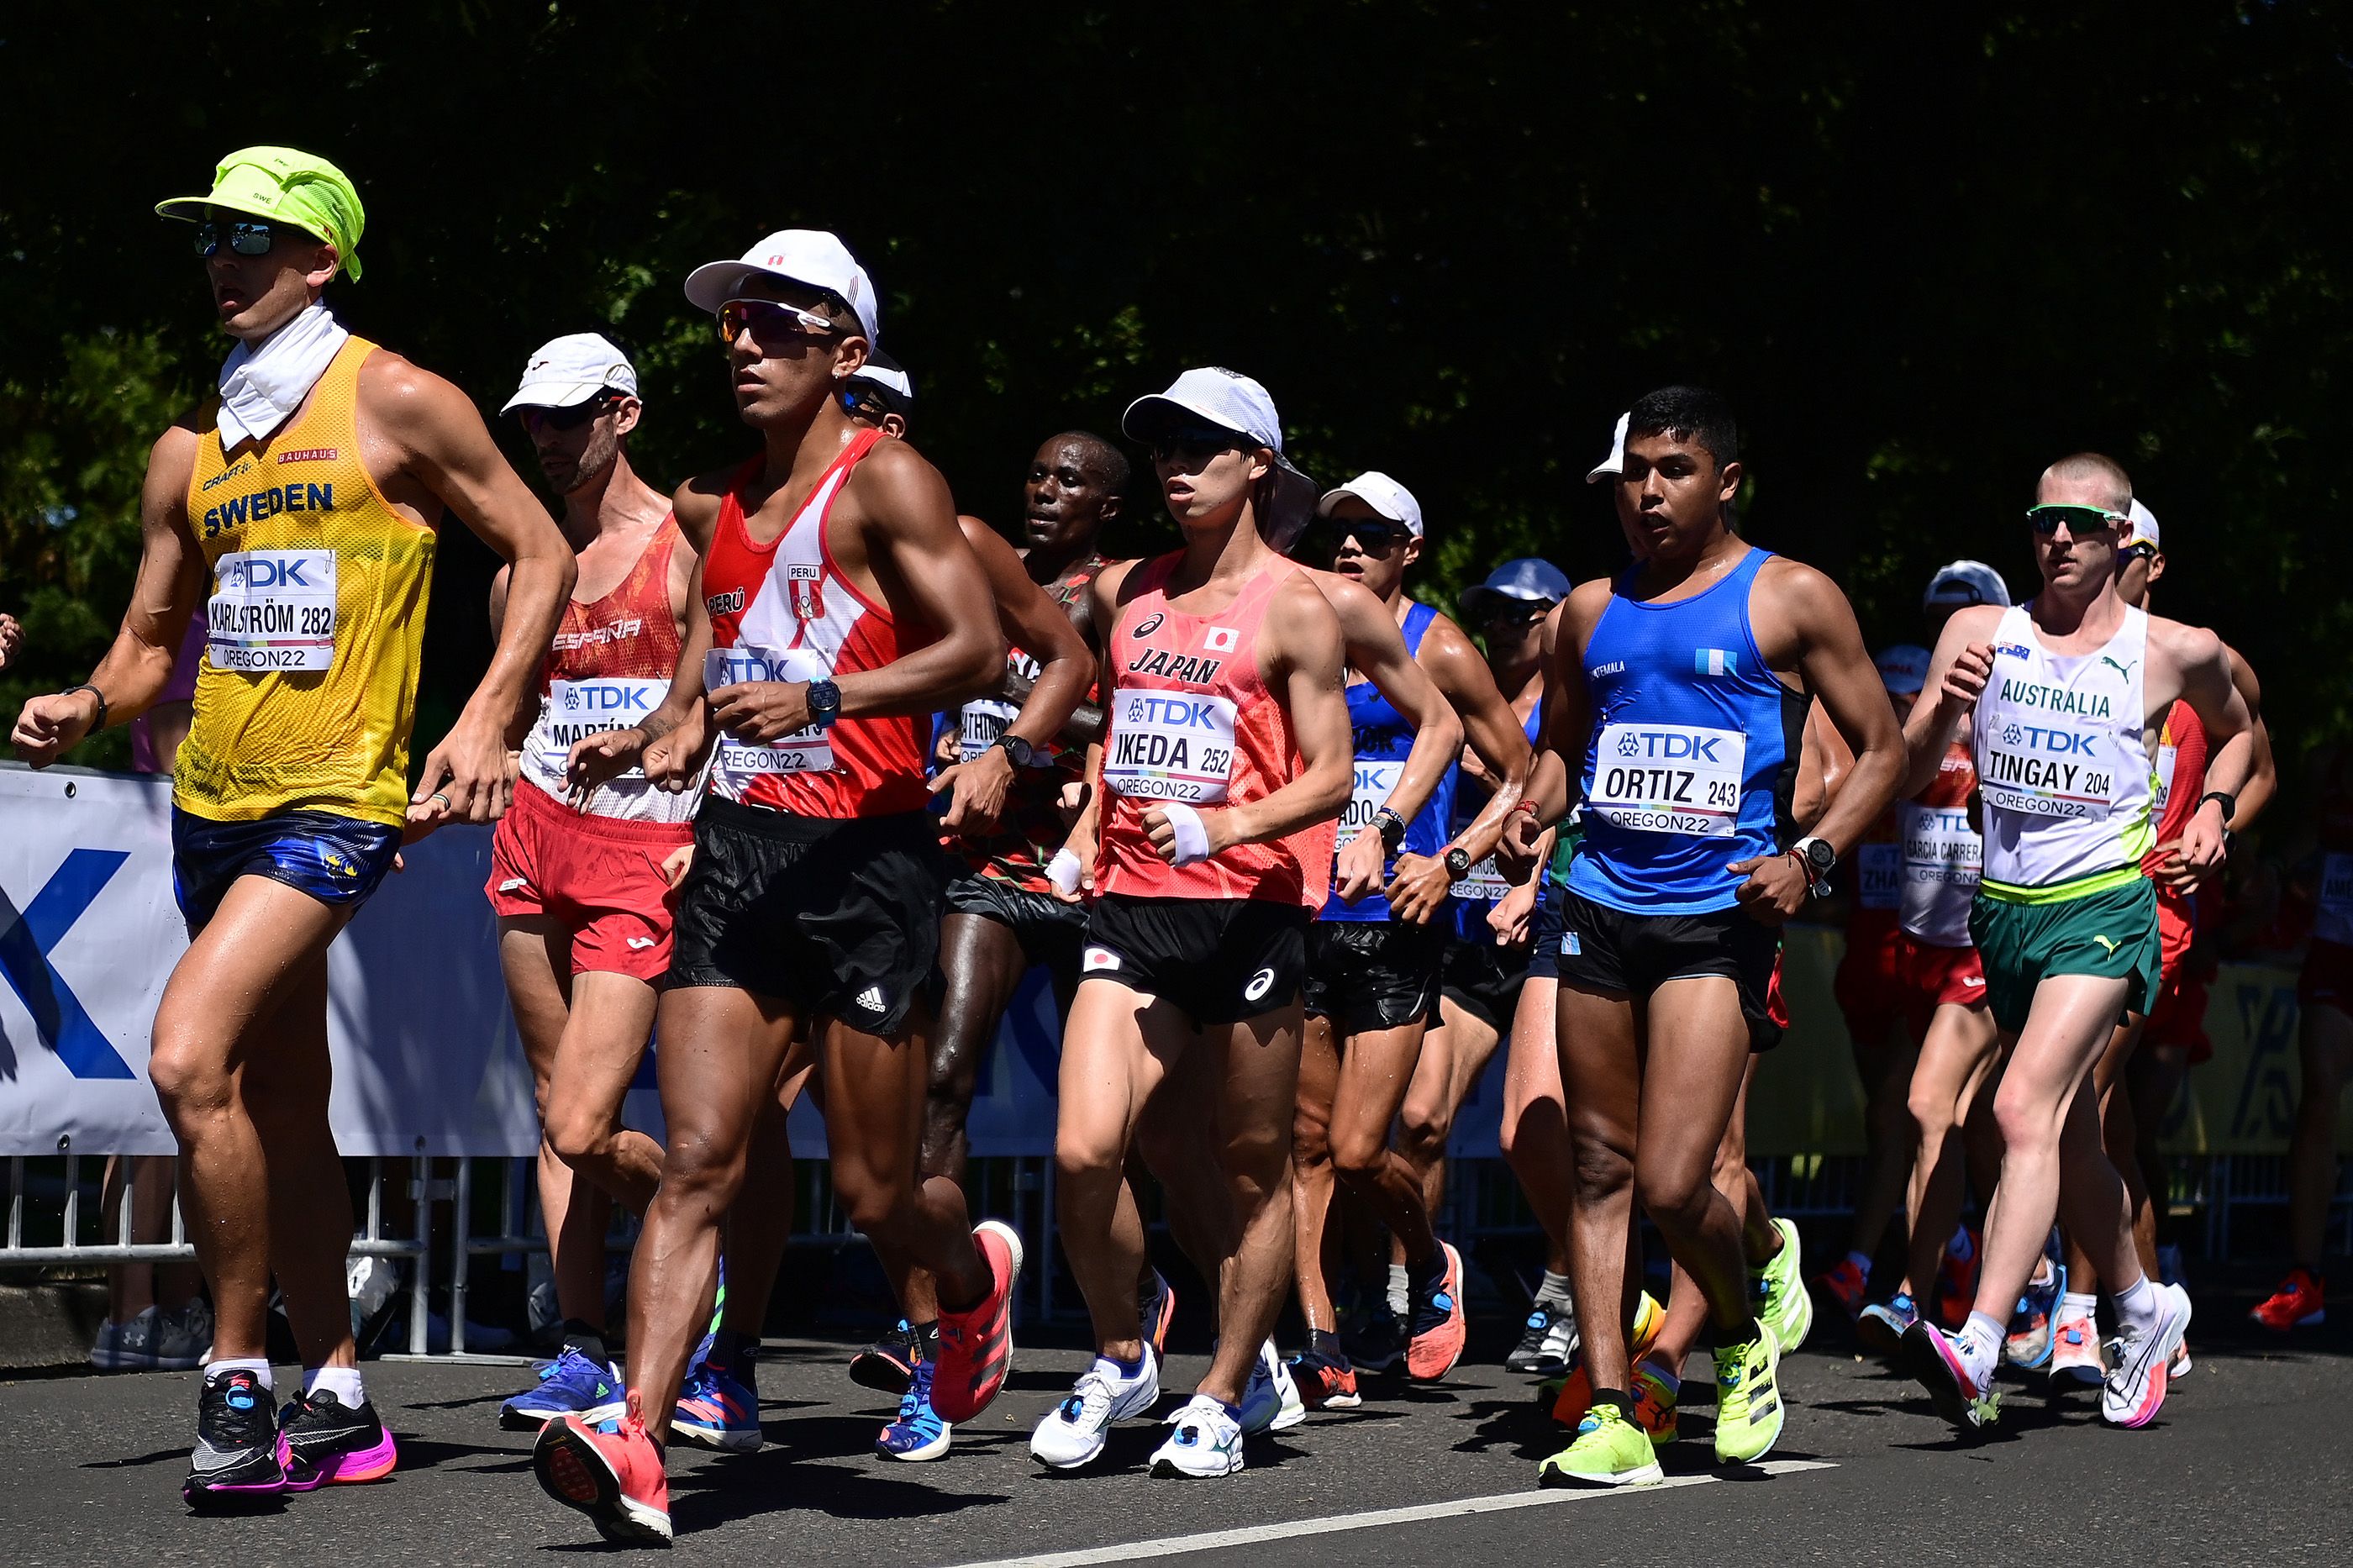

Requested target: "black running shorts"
[
  {"left": 943, "top": 871, "right": 1087, "bottom": 994},
  {"left": 1553, "top": 886, "right": 1781, "bottom": 1043},
  {"left": 1304, "top": 919, "right": 1445, "bottom": 1034},
  {"left": 1080, "top": 894, "right": 1309, "bottom": 1026},
  {"left": 669, "top": 797, "right": 947, "bottom": 1034}
]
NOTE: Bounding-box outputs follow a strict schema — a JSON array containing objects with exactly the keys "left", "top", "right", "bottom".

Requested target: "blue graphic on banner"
[{"left": 0, "top": 848, "right": 136, "bottom": 1080}]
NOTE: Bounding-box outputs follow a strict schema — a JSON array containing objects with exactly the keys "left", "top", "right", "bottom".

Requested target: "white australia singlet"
[{"left": 1971, "top": 603, "right": 2156, "bottom": 893}]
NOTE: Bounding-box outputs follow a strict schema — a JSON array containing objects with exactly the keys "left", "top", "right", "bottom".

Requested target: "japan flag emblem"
[{"left": 1205, "top": 626, "right": 1239, "bottom": 653}]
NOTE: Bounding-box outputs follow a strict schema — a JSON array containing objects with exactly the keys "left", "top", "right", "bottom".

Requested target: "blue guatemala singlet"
[
  {"left": 1448, "top": 698, "right": 1545, "bottom": 942},
  {"left": 1566, "top": 547, "right": 1806, "bottom": 915},
  {"left": 1325, "top": 601, "right": 1457, "bottom": 922}
]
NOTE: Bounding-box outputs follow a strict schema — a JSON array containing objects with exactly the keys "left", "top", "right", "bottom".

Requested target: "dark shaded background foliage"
[{"left": 3, "top": 3, "right": 2347, "bottom": 810}]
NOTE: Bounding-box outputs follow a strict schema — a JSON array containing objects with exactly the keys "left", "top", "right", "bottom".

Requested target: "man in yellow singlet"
[{"left": 10, "top": 146, "right": 574, "bottom": 1508}]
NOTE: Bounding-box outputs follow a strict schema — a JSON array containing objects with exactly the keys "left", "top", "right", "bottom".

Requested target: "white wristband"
[
  {"left": 1161, "top": 802, "right": 1213, "bottom": 866},
  {"left": 1046, "top": 847, "right": 1084, "bottom": 895}
]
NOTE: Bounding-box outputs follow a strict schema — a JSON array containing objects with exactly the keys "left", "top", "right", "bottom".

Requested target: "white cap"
[
  {"left": 853, "top": 360, "right": 912, "bottom": 403},
  {"left": 1875, "top": 644, "right": 1933, "bottom": 696},
  {"left": 1122, "top": 366, "right": 1287, "bottom": 451},
  {"left": 1585, "top": 412, "right": 1630, "bottom": 483},
  {"left": 2127, "top": 498, "right": 2161, "bottom": 550},
  {"left": 502, "top": 333, "right": 638, "bottom": 414},
  {"left": 682, "top": 229, "right": 880, "bottom": 343},
  {"left": 1316, "top": 471, "right": 1424, "bottom": 537},
  {"left": 1923, "top": 559, "right": 2012, "bottom": 611}
]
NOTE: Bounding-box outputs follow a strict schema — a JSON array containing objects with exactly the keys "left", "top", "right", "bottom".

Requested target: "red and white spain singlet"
[
  {"left": 1096, "top": 553, "right": 1307, "bottom": 904},
  {"left": 516, "top": 514, "right": 693, "bottom": 823},
  {"left": 700, "top": 429, "right": 934, "bottom": 819}
]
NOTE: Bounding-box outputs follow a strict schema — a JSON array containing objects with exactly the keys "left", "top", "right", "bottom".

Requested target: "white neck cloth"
[{"left": 216, "top": 303, "right": 350, "bottom": 447}]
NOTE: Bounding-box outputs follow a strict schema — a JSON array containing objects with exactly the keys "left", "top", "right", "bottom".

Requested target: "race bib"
[
  {"left": 705, "top": 645, "right": 834, "bottom": 776},
  {"left": 2151, "top": 742, "right": 2179, "bottom": 818},
  {"left": 958, "top": 698, "right": 1020, "bottom": 763},
  {"left": 1899, "top": 802, "right": 1982, "bottom": 888},
  {"left": 1856, "top": 842, "right": 1902, "bottom": 910},
  {"left": 2324, "top": 853, "right": 2353, "bottom": 920},
  {"left": 1979, "top": 718, "right": 2117, "bottom": 820},
  {"left": 1103, "top": 688, "right": 1236, "bottom": 802},
  {"left": 208, "top": 549, "right": 336, "bottom": 672},
  {"left": 1337, "top": 757, "right": 1406, "bottom": 846},
  {"left": 1586, "top": 723, "right": 1745, "bottom": 837},
  {"left": 533, "top": 679, "right": 668, "bottom": 776},
  {"left": 1453, "top": 855, "right": 1513, "bottom": 902}
]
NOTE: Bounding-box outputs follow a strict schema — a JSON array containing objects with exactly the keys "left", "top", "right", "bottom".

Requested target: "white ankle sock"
[
  {"left": 206, "top": 1357, "right": 271, "bottom": 1389},
  {"left": 1959, "top": 1312, "right": 2004, "bottom": 1384},
  {"left": 1386, "top": 1265, "right": 1409, "bottom": 1316},
  {"left": 2059, "top": 1290, "right": 2098, "bottom": 1320},
  {"left": 1536, "top": 1271, "right": 1575, "bottom": 1310},
  {"left": 305, "top": 1365, "right": 366, "bottom": 1407},
  {"left": 2113, "top": 1275, "right": 2159, "bottom": 1334}
]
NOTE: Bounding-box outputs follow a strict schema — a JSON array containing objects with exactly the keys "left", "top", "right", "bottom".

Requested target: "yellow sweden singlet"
[{"left": 176, "top": 336, "right": 435, "bottom": 826}]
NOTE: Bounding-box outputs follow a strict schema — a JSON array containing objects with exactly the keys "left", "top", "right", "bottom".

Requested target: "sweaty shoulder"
[
  {"left": 1560, "top": 575, "right": 1618, "bottom": 656},
  {"left": 842, "top": 434, "right": 949, "bottom": 523},
  {"left": 672, "top": 467, "right": 736, "bottom": 552},
  {"left": 353, "top": 346, "right": 468, "bottom": 438},
  {"left": 1264, "top": 571, "right": 1345, "bottom": 662},
  {"left": 2147, "top": 613, "right": 2225, "bottom": 676},
  {"left": 1751, "top": 551, "right": 1840, "bottom": 605},
  {"left": 1945, "top": 603, "right": 2006, "bottom": 641},
  {"left": 1298, "top": 566, "right": 1392, "bottom": 641}
]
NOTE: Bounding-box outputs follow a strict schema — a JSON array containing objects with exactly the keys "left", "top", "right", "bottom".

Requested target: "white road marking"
[{"left": 943, "top": 1460, "right": 1839, "bottom": 1568}]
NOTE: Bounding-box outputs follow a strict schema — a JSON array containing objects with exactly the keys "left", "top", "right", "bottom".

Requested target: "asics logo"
[{"left": 1243, "top": 967, "right": 1276, "bottom": 1002}]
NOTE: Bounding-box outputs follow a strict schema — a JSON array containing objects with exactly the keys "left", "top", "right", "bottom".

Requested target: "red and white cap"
[
  {"left": 1316, "top": 471, "right": 1424, "bottom": 537},
  {"left": 683, "top": 229, "right": 879, "bottom": 343},
  {"left": 2126, "top": 498, "right": 2161, "bottom": 550}
]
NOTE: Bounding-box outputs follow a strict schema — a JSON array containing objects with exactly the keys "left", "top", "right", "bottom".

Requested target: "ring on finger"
[{"left": 430, "top": 791, "right": 451, "bottom": 808}]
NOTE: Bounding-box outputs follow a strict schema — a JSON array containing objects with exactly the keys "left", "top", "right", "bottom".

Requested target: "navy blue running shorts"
[{"left": 171, "top": 807, "right": 403, "bottom": 928}]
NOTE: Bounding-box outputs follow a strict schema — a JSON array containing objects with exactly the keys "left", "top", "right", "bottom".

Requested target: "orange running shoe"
[
  {"left": 1550, "top": 1292, "right": 1666, "bottom": 1428},
  {"left": 1629, "top": 1354, "right": 1680, "bottom": 1444},
  {"left": 934, "top": 1220, "right": 1024, "bottom": 1422},
  {"left": 2250, "top": 1267, "right": 2325, "bottom": 1333},
  {"left": 1289, "top": 1349, "right": 1362, "bottom": 1409},
  {"left": 1935, "top": 1227, "right": 1981, "bottom": 1330},
  {"left": 1405, "top": 1241, "right": 1469, "bottom": 1381},
  {"left": 1814, "top": 1257, "right": 1869, "bottom": 1323},
  {"left": 534, "top": 1413, "right": 671, "bottom": 1548}
]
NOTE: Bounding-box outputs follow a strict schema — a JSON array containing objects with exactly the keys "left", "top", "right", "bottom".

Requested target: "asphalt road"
[{"left": 4, "top": 1311, "right": 2348, "bottom": 1567}]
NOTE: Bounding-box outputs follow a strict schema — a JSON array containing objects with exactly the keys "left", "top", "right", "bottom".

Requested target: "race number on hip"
[
  {"left": 1856, "top": 842, "right": 1902, "bottom": 910},
  {"left": 1338, "top": 757, "right": 1406, "bottom": 845},
  {"left": 1103, "top": 689, "right": 1237, "bottom": 802},
  {"left": 958, "top": 697, "right": 1021, "bottom": 763},
  {"left": 704, "top": 645, "right": 834, "bottom": 776},
  {"left": 1979, "top": 718, "right": 2116, "bottom": 819},
  {"left": 534, "top": 679, "right": 668, "bottom": 775},
  {"left": 208, "top": 549, "right": 336, "bottom": 672},
  {"left": 1587, "top": 723, "right": 1745, "bottom": 837}
]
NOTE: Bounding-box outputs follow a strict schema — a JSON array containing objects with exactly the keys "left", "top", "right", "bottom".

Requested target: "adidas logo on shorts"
[{"left": 854, "top": 985, "right": 888, "bottom": 1014}]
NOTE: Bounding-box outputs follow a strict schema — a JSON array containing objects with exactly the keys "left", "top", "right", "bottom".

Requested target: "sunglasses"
[
  {"left": 1321, "top": 518, "right": 1413, "bottom": 555},
  {"left": 2120, "top": 540, "right": 2157, "bottom": 565},
  {"left": 2027, "top": 502, "right": 2128, "bottom": 535},
  {"left": 718, "top": 297, "right": 842, "bottom": 350},
  {"left": 193, "top": 220, "right": 277, "bottom": 259},
  {"left": 1149, "top": 428, "right": 1247, "bottom": 469},
  {"left": 518, "top": 394, "right": 619, "bottom": 435},
  {"left": 1477, "top": 600, "right": 1553, "bottom": 628}
]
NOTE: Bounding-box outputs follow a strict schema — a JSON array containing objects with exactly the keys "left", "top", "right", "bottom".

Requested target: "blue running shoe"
[
  {"left": 500, "top": 1348, "right": 624, "bottom": 1431},
  {"left": 876, "top": 1359, "right": 951, "bottom": 1461},
  {"left": 850, "top": 1319, "right": 921, "bottom": 1396},
  {"left": 1139, "top": 1268, "right": 1177, "bottom": 1360},
  {"left": 1856, "top": 1291, "right": 1919, "bottom": 1358},
  {"left": 2006, "top": 1262, "right": 2066, "bottom": 1369},
  {"left": 674, "top": 1350, "right": 761, "bottom": 1454}
]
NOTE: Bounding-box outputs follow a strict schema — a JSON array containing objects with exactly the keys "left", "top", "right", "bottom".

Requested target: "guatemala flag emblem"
[{"left": 1694, "top": 648, "right": 1738, "bottom": 676}]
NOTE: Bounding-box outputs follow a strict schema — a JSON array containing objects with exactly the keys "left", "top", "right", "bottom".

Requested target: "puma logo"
[
  {"left": 2091, "top": 934, "right": 2119, "bottom": 955},
  {"left": 2099, "top": 655, "right": 2139, "bottom": 681}
]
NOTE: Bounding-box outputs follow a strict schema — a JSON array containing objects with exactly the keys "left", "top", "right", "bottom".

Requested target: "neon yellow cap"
[{"left": 155, "top": 146, "right": 366, "bottom": 282}]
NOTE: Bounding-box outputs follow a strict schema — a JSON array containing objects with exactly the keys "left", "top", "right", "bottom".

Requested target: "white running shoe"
[
  {"left": 2103, "top": 1282, "right": 2192, "bottom": 1429},
  {"left": 1238, "top": 1339, "right": 1305, "bottom": 1434},
  {"left": 2049, "top": 1302, "right": 2104, "bottom": 1388},
  {"left": 1029, "top": 1350, "right": 1160, "bottom": 1470},
  {"left": 1150, "top": 1394, "right": 1245, "bottom": 1478}
]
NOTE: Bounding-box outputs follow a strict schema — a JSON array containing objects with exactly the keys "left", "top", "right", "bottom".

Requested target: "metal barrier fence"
[{"left": 10, "top": 1147, "right": 2353, "bottom": 1356}]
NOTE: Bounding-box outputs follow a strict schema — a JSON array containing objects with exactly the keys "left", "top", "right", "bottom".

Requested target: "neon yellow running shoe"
[
  {"left": 1537, "top": 1402, "right": 1664, "bottom": 1488},
  {"left": 1750, "top": 1218, "right": 1813, "bottom": 1355},
  {"left": 1712, "top": 1322, "right": 1783, "bottom": 1465}
]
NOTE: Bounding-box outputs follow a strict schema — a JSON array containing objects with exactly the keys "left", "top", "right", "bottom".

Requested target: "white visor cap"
[
  {"left": 683, "top": 229, "right": 879, "bottom": 344},
  {"left": 1315, "top": 471, "right": 1424, "bottom": 537},
  {"left": 502, "top": 333, "right": 639, "bottom": 414}
]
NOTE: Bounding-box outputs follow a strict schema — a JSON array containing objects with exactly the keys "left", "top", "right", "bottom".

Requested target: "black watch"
[
  {"left": 1376, "top": 806, "right": 1408, "bottom": 855},
  {"left": 1444, "top": 845, "right": 1472, "bottom": 881},
  {"left": 806, "top": 678, "right": 842, "bottom": 730},
  {"left": 2196, "top": 790, "right": 2237, "bottom": 825},
  {"left": 992, "top": 732, "right": 1034, "bottom": 769}
]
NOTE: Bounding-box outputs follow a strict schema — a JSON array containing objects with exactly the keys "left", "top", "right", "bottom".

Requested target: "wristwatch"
[
  {"left": 1792, "top": 835, "right": 1836, "bottom": 900},
  {"left": 806, "top": 678, "right": 842, "bottom": 730},
  {"left": 1444, "top": 845, "right": 1472, "bottom": 881},
  {"left": 992, "top": 731, "right": 1034, "bottom": 769},
  {"left": 1376, "top": 806, "right": 1409, "bottom": 855}
]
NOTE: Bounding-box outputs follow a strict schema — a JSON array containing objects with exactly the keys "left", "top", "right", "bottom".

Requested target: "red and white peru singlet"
[
  {"left": 1096, "top": 552, "right": 1307, "bottom": 903},
  {"left": 517, "top": 514, "right": 692, "bottom": 823},
  {"left": 700, "top": 429, "right": 934, "bottom": 818}
]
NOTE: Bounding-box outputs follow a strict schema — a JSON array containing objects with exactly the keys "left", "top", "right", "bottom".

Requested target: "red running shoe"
[
  {"left": 2250, "top": 1267, "right": 2325, "bottom": 1332},
  {"left": 1935, "top": 1227, "right": 1981, "bottom": 1330},
  {"left": 1405, "top": 1241, "right": 1469, "bottom": 1381},
  {"left": 1815, "top": 1257, "right": 1869, "bottom": 1322},
  {"left": 533, "top": 1412, "right": 671, "bottom": 1548},
  {"left": 934, "top": 1219, "right": 1024, "bottom": 1423},
  {"left": 1290, "top": 1349, "right": 1361, "bottom": 1410}
]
